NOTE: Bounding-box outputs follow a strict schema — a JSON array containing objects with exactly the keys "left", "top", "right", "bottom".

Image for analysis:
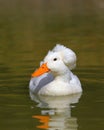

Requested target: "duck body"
[{"left": 29, "top": 44, "right": 82, "bottom": 96}]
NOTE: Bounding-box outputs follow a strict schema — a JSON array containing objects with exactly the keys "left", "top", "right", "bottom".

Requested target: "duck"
[{"left": 29, "top": 44, "right": 82, "bottom": 96}]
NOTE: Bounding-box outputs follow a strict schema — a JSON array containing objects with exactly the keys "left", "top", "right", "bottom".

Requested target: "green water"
[{"left": 0, "top": 0, "right": 104, "bottom": 130}]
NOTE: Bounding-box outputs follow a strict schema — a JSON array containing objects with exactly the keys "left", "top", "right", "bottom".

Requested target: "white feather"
[
  {"left": 47, "top": 44, "right": 77, "bottom": 70},
  {"left": 29, "top": 44, "right": 82, "bottom": 96}
]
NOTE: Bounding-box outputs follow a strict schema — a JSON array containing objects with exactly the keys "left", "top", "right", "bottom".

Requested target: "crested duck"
[{"left": 29, "top": 44, "right": 82, "bottom": 96}]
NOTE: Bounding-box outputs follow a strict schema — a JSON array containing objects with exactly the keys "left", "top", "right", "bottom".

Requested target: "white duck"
[{"left": 29, "top": 44, "right": 82, "bottom": 96}]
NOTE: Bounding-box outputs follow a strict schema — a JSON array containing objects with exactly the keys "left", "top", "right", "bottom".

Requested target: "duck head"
[{"left": 32, "top": 44, "right": 76, "bottom": 77}]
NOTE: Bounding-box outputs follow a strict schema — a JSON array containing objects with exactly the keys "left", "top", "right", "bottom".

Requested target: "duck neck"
[{"left": 52, "top": 69, "right": 72, "bottom": 83}]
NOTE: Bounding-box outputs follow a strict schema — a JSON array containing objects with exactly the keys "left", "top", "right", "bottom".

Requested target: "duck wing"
[{"left": 29, "top": 73, "right": 54, "bottom": 94}]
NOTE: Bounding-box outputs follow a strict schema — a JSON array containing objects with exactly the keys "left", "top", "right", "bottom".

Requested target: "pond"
[{"left": 0, "top": 0, "right": 104, "bottom": 130}]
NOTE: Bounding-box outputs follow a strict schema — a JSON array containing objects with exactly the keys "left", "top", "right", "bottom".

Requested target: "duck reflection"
[{"left": 30, "top": 92, "right": 82, "bottom": 130}]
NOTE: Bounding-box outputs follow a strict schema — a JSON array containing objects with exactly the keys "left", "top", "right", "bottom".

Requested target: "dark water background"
[{"left": 0, "top": 0, "right": 104, "bottom": 130}]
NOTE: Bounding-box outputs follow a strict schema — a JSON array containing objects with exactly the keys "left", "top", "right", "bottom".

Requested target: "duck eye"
[{"left": 53, "top": 58, "right": 57, "bottom": 61}]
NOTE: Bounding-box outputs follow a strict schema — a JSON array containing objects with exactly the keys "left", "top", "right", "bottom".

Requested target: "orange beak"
[{"left": 31, "top": 63, "right": 50, "bottom": 77}]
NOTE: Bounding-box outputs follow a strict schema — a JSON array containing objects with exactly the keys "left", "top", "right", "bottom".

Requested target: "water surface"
[{"left": 0, "top": 0, "right": 104, "bottom": 130}]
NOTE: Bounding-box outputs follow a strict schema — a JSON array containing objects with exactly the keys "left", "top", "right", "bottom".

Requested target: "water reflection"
[{"left": 30, "top": 92, "right": 82, "bottom": 130}]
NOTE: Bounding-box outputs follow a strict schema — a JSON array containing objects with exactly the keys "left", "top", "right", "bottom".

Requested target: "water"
[{"left": 0, "top": 0, "right": 104, "bottom": 130}]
